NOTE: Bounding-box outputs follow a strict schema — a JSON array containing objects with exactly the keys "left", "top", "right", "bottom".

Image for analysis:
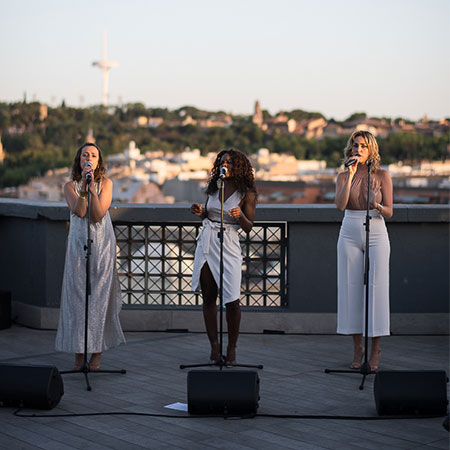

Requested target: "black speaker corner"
[
  {"left": 187, "top": 369, "right": 260, "bottom": 415},
  {"left": 0, "top": 364, "right": 64, "bottom": 410},
  {"left": 374, "top": 370, "right": 448, "bottom": 416}
]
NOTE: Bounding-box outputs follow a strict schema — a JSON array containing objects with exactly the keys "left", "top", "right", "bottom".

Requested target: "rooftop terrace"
[
  {"left": 0, "top": 325, "right": 448, "bottom": 449},
  {"left": 0, "top": 200, "right": 449, "bottom": 448}
]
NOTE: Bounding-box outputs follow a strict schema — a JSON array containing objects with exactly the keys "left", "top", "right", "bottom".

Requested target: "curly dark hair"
[
  {"left": 206, "top": 149, "right": 257, "bottom": 199},
  {"left": 71, "top": 142, "right": 106, "bottom": 183}
]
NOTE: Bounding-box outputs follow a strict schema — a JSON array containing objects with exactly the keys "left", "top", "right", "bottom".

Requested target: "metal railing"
[{"left": 115, "top": 222, "right": 287, "bottom": 308}]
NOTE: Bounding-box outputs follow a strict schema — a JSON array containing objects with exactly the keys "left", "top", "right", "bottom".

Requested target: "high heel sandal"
[
  {"left": 209, "top": 342, "right": 219, "bottom": 365},
  {"left": 349, "top": 346, "right": 365, "bottom": 369},
  {"left": 73, "top": 354, "right": 84, "bottom": 371},
  {"left": 225, "top": 345, "right": 236, "bottom": 367},
  {"left": 89, "top": 353, "right": 102, "bottom": 371},
  {"left": 369, "top": 350, "right": 381, "bottom": 372}
]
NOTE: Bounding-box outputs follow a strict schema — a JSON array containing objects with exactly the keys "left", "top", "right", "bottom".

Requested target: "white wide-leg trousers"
[{"left": 337, "top": 210, "right": 390, "bottom": 337}]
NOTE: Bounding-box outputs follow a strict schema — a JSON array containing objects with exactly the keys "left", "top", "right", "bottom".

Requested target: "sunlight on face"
[
  {"left": 351, "top": 136, "right": 370, "bottom": 164},
  {"left": 80, "top": 146, "right": 99, "bottom": 171}
]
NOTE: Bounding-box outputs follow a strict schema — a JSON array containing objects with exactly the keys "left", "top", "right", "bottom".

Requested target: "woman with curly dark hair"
[
  {"left": 55, "top": 142, "right": 125, "bottom": 371},
  {"left": 191, "top": 148, "right": 257, "bottom": 365}
]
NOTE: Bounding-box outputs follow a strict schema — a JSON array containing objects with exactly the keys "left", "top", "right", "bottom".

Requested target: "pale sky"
[{"left": 1, "top": 0, "right": 449, "bottom": 120}]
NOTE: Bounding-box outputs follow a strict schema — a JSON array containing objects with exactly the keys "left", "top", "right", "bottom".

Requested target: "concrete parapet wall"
[{"left": 1, "top": 199, "right": 448, "bottom": 334}]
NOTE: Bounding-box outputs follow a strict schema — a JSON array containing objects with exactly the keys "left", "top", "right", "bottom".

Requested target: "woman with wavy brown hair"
[
  {"left": 191, "top": 148, "right": 257, "bottom": 365},
  {"left": 55, "top": 142, "right": 125, "bottom": 371},
  {"left": 335, "top": 130, "right": 393, "bottom": 372}
]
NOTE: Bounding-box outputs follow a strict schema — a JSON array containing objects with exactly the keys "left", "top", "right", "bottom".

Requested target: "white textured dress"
[
  {"left": 191, "top": 190, "right": 244, "bottom": 304},
  {"left": 55, "top": 181, "right": 126, "bottom": 353}
]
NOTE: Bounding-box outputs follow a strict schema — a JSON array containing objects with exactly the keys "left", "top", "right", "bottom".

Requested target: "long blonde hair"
[{"left": 343, "top": 130, "right": 381, "bottom": 173}]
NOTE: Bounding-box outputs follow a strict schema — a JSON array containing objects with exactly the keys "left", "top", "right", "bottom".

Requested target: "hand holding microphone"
[
  {"left": 84, "top": 161, "right": 93, "bottom": 184},
  {"left": 344, "top": 157, "right": 359, "bottom": 168}
]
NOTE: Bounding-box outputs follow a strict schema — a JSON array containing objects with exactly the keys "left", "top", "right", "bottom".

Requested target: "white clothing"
[
  {"left": 337, "top": 210, "right": 390, "bottom": 337},
  {"left": 55, "top": 181, "right": 125, "bottom": 353},
  {"left": 191, "top": 190, "right": 244, "bottom": 304}
]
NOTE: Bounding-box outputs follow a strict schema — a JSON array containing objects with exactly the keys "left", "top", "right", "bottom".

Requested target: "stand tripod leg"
[
  {"left": 359, "top": 374, "right": 366, "bottom": 390},
  {"left": 84, "top": 371, "right": 92, "bottom": 391}
]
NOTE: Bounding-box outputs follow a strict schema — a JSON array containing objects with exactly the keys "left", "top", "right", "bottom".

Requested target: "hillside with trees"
[{"left": 0, "top": 101, "right": 448, "bottom": 188}]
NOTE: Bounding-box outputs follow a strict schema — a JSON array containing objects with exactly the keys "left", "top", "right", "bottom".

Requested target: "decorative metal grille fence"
[{"left": 115, "top": 222, "right": 287, "bottom": 308}]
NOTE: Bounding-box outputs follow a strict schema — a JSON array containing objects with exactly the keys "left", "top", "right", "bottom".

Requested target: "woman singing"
[
  {"left": 55, "top": 142, "right": 125, "bottom": 370},
  {"left": 335, "top": 130, "right": 393, "bottom": 371},
  {"left": 191, "top": 149, "right": 257, "bottom": 366}
]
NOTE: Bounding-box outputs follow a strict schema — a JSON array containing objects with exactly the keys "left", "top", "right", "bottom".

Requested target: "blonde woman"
[{"left": 335, "top": 130, "right": 393, "bottom": 371}]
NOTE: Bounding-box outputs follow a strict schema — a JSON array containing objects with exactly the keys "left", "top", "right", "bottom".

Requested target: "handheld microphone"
[
  {"left": 344, "top": 158, "right": 358, "bottom": 167},
  {"left": 219, "top": 166, "right": 228, "bottom": 179},
  {"left": 85, "top": 162, "right": 93, "bottom": 183}
]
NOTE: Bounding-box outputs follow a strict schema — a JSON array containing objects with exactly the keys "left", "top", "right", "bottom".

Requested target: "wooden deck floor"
[{"left": 0, "top": 324, "right": 448, "bottom": 449}]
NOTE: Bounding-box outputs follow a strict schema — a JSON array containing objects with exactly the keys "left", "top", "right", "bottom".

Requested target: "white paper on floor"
[{"left": 164, "top": 402, "right": 188, "bottom": 412}]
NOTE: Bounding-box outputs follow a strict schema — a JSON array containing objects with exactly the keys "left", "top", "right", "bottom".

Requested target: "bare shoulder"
[
  {"left": 376, "top": 168, "right": 392, "bottom": 181},
  {"left": 102, "top": 177, "right": 113, "bottom": 189},
  {"left": 64, "top": 181, "right": 74, "bottom": 192},
  {"left": 244, "top": 189, "right": 256, "bottom": 203},
  {"left": 336, "top": 171, "right": 347, "bottom": 183}
]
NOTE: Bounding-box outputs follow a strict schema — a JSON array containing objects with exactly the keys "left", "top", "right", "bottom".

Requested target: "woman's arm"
[
  {"left": 191, "top": 197, "right": 208, "bottom": 220},
  {"left": 65, "top": 178, "right": 113, "bottom": 222},
  {"left": 64, "top": 181, "right": 88, "bottom": 217},
  {"left": 335, "top": 165, "right": 356, "bottom": 211},
  {"left": 376, "top": 170, "right": 393, "bottom": 218},
  {"left": 229, "top": 191, "right": 256, "bottom": 233},
  {"left": 88, "top": 177, "right": 113, "bottom": 223}
]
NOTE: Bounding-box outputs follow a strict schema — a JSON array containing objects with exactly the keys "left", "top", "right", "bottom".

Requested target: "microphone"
[
  {"left": 85, "top": 162, "right": 93, "bottom": 183},
  {"left": 344, "top": 157, "right": 359, "bottom": 167},
  {"left": 219, "top": 166, "right": 228, "bottom": 179}
]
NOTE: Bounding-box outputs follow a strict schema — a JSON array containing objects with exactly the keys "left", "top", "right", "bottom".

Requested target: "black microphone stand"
[
  {"left": 61, "top": 177, "right": 126, "bottom": 391},
  {"left": 180, "top": 174, "right": 263, "bottom": 371},
  {"left": 325, "top": 159, "right": 374, "bottom": 390}
]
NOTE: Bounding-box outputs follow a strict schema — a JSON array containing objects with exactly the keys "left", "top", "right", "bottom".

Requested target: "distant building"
[
  {"left": 148, "top": 117, "right": 164, "bottom": 128},
  {"left": 252, "top": 100, "right": 263, "bottom": 128},
  {"left": 85, "top": 128, "right": 96, "bottom": 143},
  {"left": 39, "top": 104, "right": 48, "bottom": 121},
  {"left": 304, "top": 117, "right": 327, "bottom": 139}
]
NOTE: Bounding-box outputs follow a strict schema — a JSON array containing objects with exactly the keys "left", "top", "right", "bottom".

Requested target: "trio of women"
[{"left": 56, "top": 130, "right": 393, "bottom": 372}]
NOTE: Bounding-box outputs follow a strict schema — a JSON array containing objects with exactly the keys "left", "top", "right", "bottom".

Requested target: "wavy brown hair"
[
  {"left": 71, "top": 142, "right": 106, "bottom": 183},
  {"left": 206, "top": 149, "right": 257, "bottom": 199},
  {"left": 343, "top": 130, "right": 381, "bottom": 173}
]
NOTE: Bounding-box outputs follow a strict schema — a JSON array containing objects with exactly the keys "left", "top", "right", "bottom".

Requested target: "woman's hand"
[
  {"left": 228, "top": 207, "right": 241, "bottom": 219},
  {"left": 345, "top": 159, "right": 358, "bottom": 177},
  {"left": 191, "top": 203, "right": 203, "bottom": 216},
  {"left": 81, "top": 165, "right": 93, "bottom": 184}
]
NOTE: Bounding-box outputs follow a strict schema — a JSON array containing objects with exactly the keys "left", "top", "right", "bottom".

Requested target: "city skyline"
[{"left": 1, "top": 0, "right": 449, "bottom": 121}]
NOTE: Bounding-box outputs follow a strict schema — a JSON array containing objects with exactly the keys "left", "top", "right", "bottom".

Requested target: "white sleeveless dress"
[
  {"left": 55, "top": 180, "right": 126, "bottom": 353},
  {"left": 191, "top": 190, "right": 244, "bottom": 304}
]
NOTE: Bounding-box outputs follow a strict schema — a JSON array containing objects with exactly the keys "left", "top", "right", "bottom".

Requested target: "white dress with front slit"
[{"left": 191, "top": 190, "right": 244, "bottom": 304}]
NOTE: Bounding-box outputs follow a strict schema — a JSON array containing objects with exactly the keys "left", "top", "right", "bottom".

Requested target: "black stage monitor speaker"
[
  {"left": 0, "top": 364, "right": 64, "bottom": 410},
  {"left": 0, "top": 291, "right": 11, "bottom": 330},
  {"left": 374, "top": 370, "right": 448, "bottom": 416},
  {"left": 187, "top": 370, "right": 259, "bottom": 415}
]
